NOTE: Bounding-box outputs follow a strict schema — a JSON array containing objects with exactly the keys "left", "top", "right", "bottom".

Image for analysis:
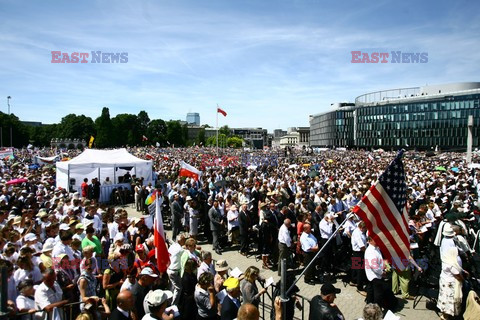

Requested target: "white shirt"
[
  {"left": 425, "top": 209, "right": 435, "bottom": 222},
  {"left": 82, "top": 215, "right": 102, "bottom": 232},
  {"left": 227, "top": 209, "right": 239, "bottom": 230},
  {"left": 343, "top": 219, "right": 357, "bottom": 237},
  {"left": 16, "top": 295, "right": 35, "bottom": 320},
  {"left": 52, "top": 242, "right": 75, "bottom": 260},
  {"left": 364, "top": 245, "right": 384, "bottom": 281},
  {"left": 116, "top": 306, "right": 129, "bottom": 318},
  {"left": 120, "top": 279, "right": 136, "bottom": 292},
  {"left": 351, "top": 228, "right": 366, "bottom": 252},
  {"left": 197, "top": 261, "right": 216, "bottom": 280},
  {"left": 319, "top": 219, "right": 333, "bottom": 239},
  {"left": 440, "top": 237, "right": 456, "bottom": 259},
  {"left": 278, "top": 224, "right": 292, "bottom": 247},
  {"left": 13, "top": 267, "right": 43, "bottom": 287},
  {"left": 34, "top": 281, "right": 63, "bottom": 314},
  {"left": 300, "top": 232, "right": 317, "bottom": 252},
  {"left": 168, "top": 242, "right": 184, "bottom": 271},
  {"left": 108, "top": 222, "right": 119, "bottom": 240}
]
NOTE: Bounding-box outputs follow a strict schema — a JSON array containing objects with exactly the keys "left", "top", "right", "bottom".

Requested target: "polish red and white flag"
[
  {"left": 217, "top": 107, "right": 227, "bottom": 117},
  {"left": 154, "top": 190, "right": 169, "bottom": 273},
  {"left": 179, "top": 161, "right": 202, "bottom": 180}
]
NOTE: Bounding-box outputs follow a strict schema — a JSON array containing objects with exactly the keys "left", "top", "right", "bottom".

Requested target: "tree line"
[{"left": 0, "top": 107, "right": 243, "bottom": 148}]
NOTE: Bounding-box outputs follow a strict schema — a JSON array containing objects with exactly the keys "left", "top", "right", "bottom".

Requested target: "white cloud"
[{"left": 0, "top": 0, "right": 479, "bottom": 131}]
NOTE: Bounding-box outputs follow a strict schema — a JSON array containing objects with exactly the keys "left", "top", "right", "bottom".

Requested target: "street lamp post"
[{"left": 6, "top": 96, "right": 11, "bottom": 147}]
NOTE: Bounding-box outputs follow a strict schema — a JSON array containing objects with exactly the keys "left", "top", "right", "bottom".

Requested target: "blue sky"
[{"left": 1, "top": 0, "right": 479, "bottom": 131}]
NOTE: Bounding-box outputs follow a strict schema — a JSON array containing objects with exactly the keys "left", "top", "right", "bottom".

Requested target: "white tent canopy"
[{"left": 56, "top": 148, "right": 153, "bottom": 191}]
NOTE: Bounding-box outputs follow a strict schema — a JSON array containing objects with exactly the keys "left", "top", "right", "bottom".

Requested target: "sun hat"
[{"left": 215, "top": 260, "right": 230, "bottom": 272}]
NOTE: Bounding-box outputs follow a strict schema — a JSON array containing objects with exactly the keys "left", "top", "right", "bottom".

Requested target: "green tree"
[
  {"left": 147, "top": 119, "right": 167, "bottom": 146},
  {"left": 219, "top": 125, "right": 231, "bottom": 137},
  {"left": 206, "top": 133, "right": 227, "bottom": 147},
  {"left": 137, "top": 110, "right": 150, "bottom": 134},
  {"left": 182, "top": 123, "right": 189, "bottom": 145},
  {"left": 166, "top": 120, "right": 185, "bottom": 146},
  {"left": 0, "top": 112, "right": 29, "bottom": 147},
  {"left": 28, "top": 123, "right": 59, "bottom": 147},
  {"left": 196, "top": 128, "right": 206, "bottom": 146},
  {"left": 227, "top": 136, "right": 243, "bottom": 148},
  {"left": 58, "top": 114, "right": 95, "bottom": 141},
  {"left": 111, "top": 113, "right": 141, "bottom": 146},
  {"left": 95, "top": 107, "right": 113, "bottom": 148}
]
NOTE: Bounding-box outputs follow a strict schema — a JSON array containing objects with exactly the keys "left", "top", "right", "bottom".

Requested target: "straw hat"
[{"left": 215, "top": 260, "right": 230, "bottom": 272}]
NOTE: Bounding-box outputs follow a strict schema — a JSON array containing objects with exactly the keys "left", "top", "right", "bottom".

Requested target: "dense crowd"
[{"left": 1, "top": 146, "right": 480, "bottom": 320}]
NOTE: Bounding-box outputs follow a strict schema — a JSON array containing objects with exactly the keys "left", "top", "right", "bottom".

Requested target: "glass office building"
[
  {"left": 310, "top": 83, "right": 480, "bottom": 150},
  {"left": 186, "top": 112, "right": 200, "bottom": 125},
  {"left": 310, "top": 103, "right": 355, "bottom": 147}
]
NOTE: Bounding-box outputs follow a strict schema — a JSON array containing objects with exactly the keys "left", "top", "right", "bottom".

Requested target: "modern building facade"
[
  {"left": 232, "top": 128, "right": 268, "bottom": 149},
  {"left": 204, "top": 127, "right": 269, "bottom": 149},
  {"left": 273, "top": 129, "right": 287, "bottom": 138},
  {"left": 310, "top": 103, "right": 355, "bottom": 147},
  {"left": 186, "top": 112, "right": 200, "bottom": 125},
  {"left": 309, "top": 83, "right": 480, "bottom": 150}
]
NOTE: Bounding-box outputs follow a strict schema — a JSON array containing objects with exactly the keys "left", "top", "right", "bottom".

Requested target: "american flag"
[{"left": 353, "top": 150, "right": 410, "bottom": 270}]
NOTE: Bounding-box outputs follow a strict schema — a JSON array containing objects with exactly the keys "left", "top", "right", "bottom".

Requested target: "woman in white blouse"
[
  {"left": 16, "top": 280, "right": 36, "bottom": 320},
  {"left": 437, "top": 246, "right": 466, "bottom": 319}
]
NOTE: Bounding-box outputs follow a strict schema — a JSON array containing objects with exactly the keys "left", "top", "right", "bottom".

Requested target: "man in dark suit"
[
  {"left": 238, "top": 202, "right": 250, "bottom": 255},
  {"left": 250, "top": 184, "right": 261, "bottom": 224},
  {"left": 208, "top": 199, "right": 223, "bottom": 255},
  {"left": 171, "top": 194, "right": 183, "bottom": 240},
  {"left": 221, "top": 277, "right": 241, "bottom": 320},
  {"left": 110, "top": 290, "right": 134, "bottom": 320}
]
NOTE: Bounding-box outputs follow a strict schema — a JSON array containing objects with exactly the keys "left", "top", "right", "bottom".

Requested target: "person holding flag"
[
  {"left": 353, "top": 150, "right": 410, "bottom": 311},
  {"left": 153, "top": 188, "right": 170, "bottom": 275}
]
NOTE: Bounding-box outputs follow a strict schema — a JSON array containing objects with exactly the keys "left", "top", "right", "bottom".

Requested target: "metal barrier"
[
  {"left": 258, "top": 283, "right": 311, "bottom": 320},
  {"left": 16, "top": 301, "right": 84, "bottom": 320}
]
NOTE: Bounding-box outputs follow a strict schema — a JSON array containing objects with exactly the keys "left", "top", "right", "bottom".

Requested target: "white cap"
[
  {"left": 139, "top": 267, "right": 158, "bottom": 278},
  {"left": 84, "top": 220, "right": 94, "bottom": 227},
  {"left": 59, "top": 223, "right": 70, "bottom": 231},
  {"left": 144, "top": 289, "right": 172, "bottom": 308},
  {"left": 24, "top": 233, "right": 37, "bottom": 242},
  {"left": 114, "top": 233, "right": 124, "bottom": 243},
  {"left": 42, "top": 242, "right": 55, "bottom": 253}
]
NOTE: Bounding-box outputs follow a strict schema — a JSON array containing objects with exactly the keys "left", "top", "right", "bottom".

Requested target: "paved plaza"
[{"left": 126, "top": 206, "right": 439, "bottom": 319}]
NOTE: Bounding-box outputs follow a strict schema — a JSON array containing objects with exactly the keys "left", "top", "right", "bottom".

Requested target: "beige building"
[{"left": 277, "top": 127, "right": 310, "bottom": 148}]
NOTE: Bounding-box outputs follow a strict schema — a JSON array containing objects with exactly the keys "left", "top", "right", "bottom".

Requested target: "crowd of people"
[{"left": 1, "top": 146, "right": 480, "bottom": 320}]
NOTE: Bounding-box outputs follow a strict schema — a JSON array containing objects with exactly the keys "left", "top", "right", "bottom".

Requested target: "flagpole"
[
  {"left": 216, "top": 104, "right": 219, "bottom": 155},
  {"left": 286, "top": 214, "right": 351, "bottom": 295}
]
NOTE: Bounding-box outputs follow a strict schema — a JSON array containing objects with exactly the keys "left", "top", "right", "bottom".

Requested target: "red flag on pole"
[
  {"left": 154, "top": 190, "right": 170, "bottom": 272},
  {"left": 353, "top": 150, "right": 410, "bottom": 270},
  {"left": 217, "top": 107, "right": 227, "bottom": 117}
]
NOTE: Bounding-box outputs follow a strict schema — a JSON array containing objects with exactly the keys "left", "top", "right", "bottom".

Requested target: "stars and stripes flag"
[
  {"left": 153, "top": 190, "right": 170, "bottom": 272},
  {"left": 353, "top": 150, "right": 410, "bottom": 270}
]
